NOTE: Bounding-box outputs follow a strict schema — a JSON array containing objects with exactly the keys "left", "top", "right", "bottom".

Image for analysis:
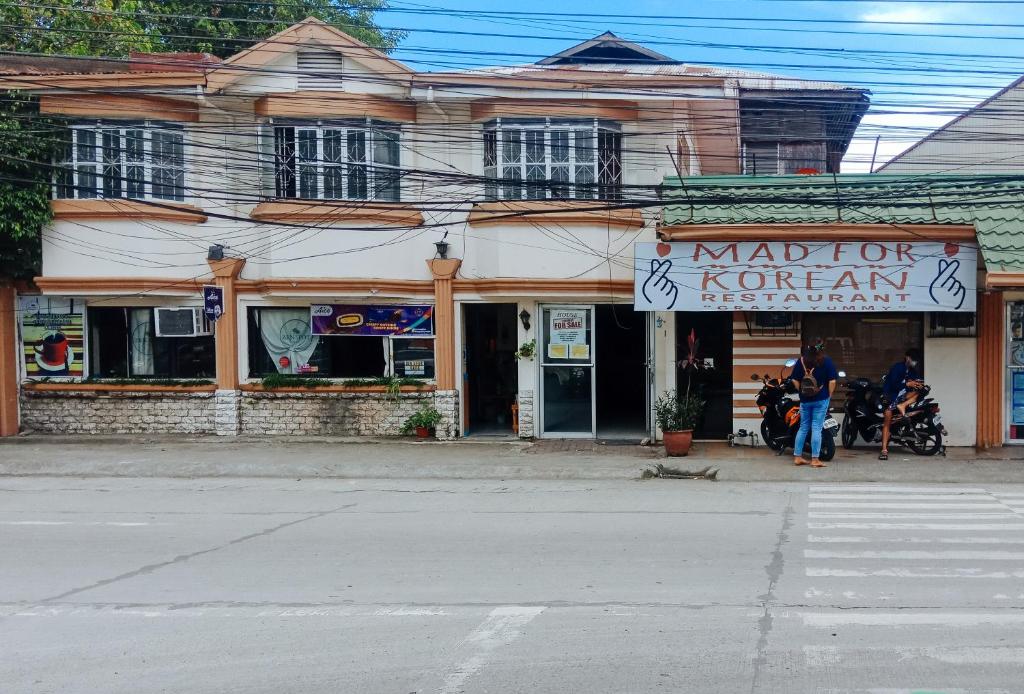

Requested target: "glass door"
[
  {"left": 1007, "top": 301, "right": 1024, "bottom": 442},
  {"left": 540, "top": 305, "right": 595, "bottom": 437}
]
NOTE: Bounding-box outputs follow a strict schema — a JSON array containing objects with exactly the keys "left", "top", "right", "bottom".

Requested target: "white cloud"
[{"left": 860, "top": 4, "right": 951, "bottom": 24}]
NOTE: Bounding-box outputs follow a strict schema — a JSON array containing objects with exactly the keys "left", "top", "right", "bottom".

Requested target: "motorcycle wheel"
[
  {"left": 841, "top": 416, "right": 856, "bottom": 449},
  {"left": 801, "top": 430, "right": 836, "bottom": 462},
  {"left": 762, "top": 420, "right": 784, "bottom": 451},
  {"left": 907, "top": 421, "right": 943, "bottom": 456}
]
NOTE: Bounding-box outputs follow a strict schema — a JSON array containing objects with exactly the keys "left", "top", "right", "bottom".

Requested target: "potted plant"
[
  {"left": 514, "top": 339, "right": 536, "bottom": 361},
  {"left": 401, "top": 405, "right": 443, "bottom": 439},
  {"left": 656, "top": 390, "right": 705, "bottom": 456}
]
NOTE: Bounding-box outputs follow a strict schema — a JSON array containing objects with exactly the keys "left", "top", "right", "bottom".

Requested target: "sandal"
[
  {"left": 811, "top": 462, "right": 828, "bottom": 468},
  {"left": 794, "top": 458, "right": 810, "bottom": 466},
  {"left": 879, "top": 451, "right": 889, "bottom": 461}
]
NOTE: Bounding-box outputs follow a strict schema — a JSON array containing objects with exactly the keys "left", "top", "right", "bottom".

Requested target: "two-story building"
[{"left": 0, "top": 19, "right": 868, "bottom": 440}]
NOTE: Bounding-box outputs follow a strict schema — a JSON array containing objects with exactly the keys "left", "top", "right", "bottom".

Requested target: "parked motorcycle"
[
  {"left": 841, "top": 376, "right": 946, "bottom": 455},
  {"left": 752, "top": 359, "right": 840, "bottom": 461}
]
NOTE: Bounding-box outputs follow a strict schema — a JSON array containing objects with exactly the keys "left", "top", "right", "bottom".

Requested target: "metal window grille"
[
  {"left": 55, "top": 121, "right": 185, "bottom": 202},
  {"left": 928, "top": 312, "right": 976, "bottom": 337},
  {"left": 270, "top": 119, "right": 401, "bottom": 202},
  {"left": 483, "top": 118, "right": 622, "bottom": 201}
]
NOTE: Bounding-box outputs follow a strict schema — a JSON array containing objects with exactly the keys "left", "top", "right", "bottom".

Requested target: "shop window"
[
  {"left": 483, "top": 118, "right": 622, "bottom": 201},
  {"left": 928, "top": 312, "right": 976, "bottom": 337},
  {"left": 55, "top": 122, "right": 185, "bottom": 202},
  {"left": 802, "top": 313, "right": 923, "bottom": 408},
  {"left": 87, "top": 307, "right": 215, "bottom": 379},
  {"left": 271, "top": 120, "right": 401, "bottom": 202},
  {"left": 247, "top": 308, "right": 434, "bottom": 379}
]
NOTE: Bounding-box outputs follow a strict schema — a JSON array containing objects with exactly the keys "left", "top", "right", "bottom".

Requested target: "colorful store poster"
[
  {"left": 310, "top": 305, "right": 434, "bottom": 336},
  {"left": 20, "top": 296, "right": 84, "bottom": 378}
]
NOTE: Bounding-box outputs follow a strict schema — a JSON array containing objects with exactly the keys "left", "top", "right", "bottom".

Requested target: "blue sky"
[{"left": 379, "top": 0, "right": 1024, "bottom": 170}]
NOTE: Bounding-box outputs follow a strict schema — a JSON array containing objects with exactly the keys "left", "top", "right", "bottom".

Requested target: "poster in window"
[
  {"left": 19, "top": 297, "right": 84, "bottom": 378},
  {"left": 549, "top": 309, "right": 586, "bottom": 345},
  {"left": 310, "top": 305, "right": 434, "bottom": 336}
]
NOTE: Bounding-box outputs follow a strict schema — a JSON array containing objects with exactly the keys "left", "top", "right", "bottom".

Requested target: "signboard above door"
[{"left": 634, "top": 241, "right": 977, "bottom": 313}]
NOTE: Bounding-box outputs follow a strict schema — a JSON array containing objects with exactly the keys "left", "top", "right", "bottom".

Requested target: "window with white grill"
[
  {"left": 55, "top": 122, "right": 185, "bottom": 202},
  {"left": 272, "top": 120, "right": 401, "bottom": 202},
  {"left": 483, "top": 118, "right": 622, "bottom": 200}
]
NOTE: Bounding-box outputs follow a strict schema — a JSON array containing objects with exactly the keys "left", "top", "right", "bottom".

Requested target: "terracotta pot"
[
  {"left": 415, "top": 426, "right": 431, "bottom": 439},
  {"left": 663, "top": 430, "right": 694, "bottom": 457}
]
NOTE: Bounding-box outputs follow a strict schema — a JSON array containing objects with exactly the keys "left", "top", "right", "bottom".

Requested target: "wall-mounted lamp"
[
  {"left": 434, "top": 240, "right": 449, "bottom": 259},
  {"left": 519, "top": 309, "right": 531, "bottom": 331},
  {"left": 207, "top": 244, "right": 225, "bottom": 261}
]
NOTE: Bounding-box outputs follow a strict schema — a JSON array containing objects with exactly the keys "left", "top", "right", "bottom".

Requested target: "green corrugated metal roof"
[{"left": 662, "top": 173, "right": 1024, "bottom": 271}]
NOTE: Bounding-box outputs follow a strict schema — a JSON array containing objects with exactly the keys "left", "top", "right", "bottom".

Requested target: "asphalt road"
[{"left": 2, "top": 478, "right": 1024, "bottom": 693}]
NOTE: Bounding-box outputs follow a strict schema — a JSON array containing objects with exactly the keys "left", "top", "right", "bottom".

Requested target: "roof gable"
[
  {"left": 537, "top": 31, "right": 676, "bottom": 65},
  {"left": 206, "top": 17, "right": 412, "bottom": 93}
]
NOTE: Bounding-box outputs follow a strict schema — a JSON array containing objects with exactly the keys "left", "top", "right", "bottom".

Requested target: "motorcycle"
[
  {"left": 841, "top": 376, "right": 946, "bottom": 456},
  {"left": 752, "top": 359, "right": 841, "bottom": 461}
]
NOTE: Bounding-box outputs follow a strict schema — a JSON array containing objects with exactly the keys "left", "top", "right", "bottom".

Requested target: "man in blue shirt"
[
  {"left": 789, "top": 340, "right": 839, "bottom": 468},
  {"left": 879, "top": 348, "right": 923, "bottom": 460}
]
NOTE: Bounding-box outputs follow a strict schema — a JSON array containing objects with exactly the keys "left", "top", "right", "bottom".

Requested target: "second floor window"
[
  {"left": 272, "top": 121, "right": 401, "bottom": 202},
  {"left": 483, "top": 118, "right": 622, "bottom": 201},
  {"left": 55, "top": 122, "right": 185, "bottom": 202}
]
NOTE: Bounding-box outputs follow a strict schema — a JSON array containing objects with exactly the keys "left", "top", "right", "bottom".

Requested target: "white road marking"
[
  {"left": 809, "top": 522, "right": 1024, "bottom": 530},
  {"left": 803, "top": 644, "right": 1024, "bottom": 666},
  {"left": 809, "top": 502, "right": 1004, "bottom": 509},
  {"left": 438, "top": 606, "right": 545, "bottom": 694},
  {"left": 809, "top": 494, "right": 996, "bottom": 501},
  {"left": 805, "top": 549, "right": 1024, "bottom": 560},
  {"left": 801, "top": 611, "right": 1024, "bottom": 627},
  {"left": 807, "top": 535, "right": 1024, "bottom": 544},
  {"left": 809, "top": 512, "right": 1016, "bottom": 519},
  {"left": 806, "top": 567, "right": 1024, "bottom": 578},
  {"left": 810, "top": 486, "right": 987, "bottom": 494}
]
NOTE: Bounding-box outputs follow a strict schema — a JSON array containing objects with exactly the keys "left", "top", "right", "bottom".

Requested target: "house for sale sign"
[{"left": 634, "top": 240, "right": 977, "bottom": 312}]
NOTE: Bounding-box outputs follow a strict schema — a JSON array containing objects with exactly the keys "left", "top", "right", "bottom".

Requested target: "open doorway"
[
  {"left": 676, "top": 312, "right": 733, "bottom": 439},
  {"left": 463, "top": 303, "right": 519, "bottom": 435},
  {"left": 595, "top": 304, "right": 647, "bottom": 439}
]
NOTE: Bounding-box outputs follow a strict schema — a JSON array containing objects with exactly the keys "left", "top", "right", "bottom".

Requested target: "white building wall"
[{"left": 924, "top": 335, "right": 977, "bottom": 446}]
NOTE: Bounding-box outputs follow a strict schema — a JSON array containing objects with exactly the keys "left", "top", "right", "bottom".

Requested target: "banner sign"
[
  {"left": 634, "top": 241, "right": 977, "bottom": 312},
  {"left": 310, "top": 304, "right": 434, "bottom": 336},
  {"left": 203, "top": 285, "right": 224, "bottom": 322},
  {"left": 19, "top": 296, "right": 84, "bottom": 378}
]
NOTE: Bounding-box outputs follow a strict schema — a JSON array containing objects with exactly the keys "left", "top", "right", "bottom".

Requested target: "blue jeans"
[{"left": 794, "top": 398, "right": 830, "bottom": 458}]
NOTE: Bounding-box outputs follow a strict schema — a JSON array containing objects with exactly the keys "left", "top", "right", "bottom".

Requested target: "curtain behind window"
[
  {"left": 258, "top": 309, "right": 320, "bottom": 374},
  {"left": 130, "top": 308, "right": 154, "bottom": 376}
]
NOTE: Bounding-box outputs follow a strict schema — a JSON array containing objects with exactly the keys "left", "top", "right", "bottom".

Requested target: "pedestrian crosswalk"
[{"left": 767, "top": 484, "right": 1024, "bottom": 691}]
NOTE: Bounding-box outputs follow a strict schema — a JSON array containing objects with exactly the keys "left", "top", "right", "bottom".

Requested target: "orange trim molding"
[
  {"left": 468, "top": 201, "right": 643, "bottom": 229},
  {"left": 428, "top": 259, "right": 461, "bottom": 390},
  {"left": 452, "top": 278, "right": 633, "bottom": 294},
  {"left": 209, "top": 258, "right": 245, "bottom": 279},
  {"left": 0, "top": 72, "right": 205, "bottom": 90},
  {"left": 0, "top": 283, "right": 18, "bottom": 436},
  {"left": 209, "top": 258, "right": 245, "bottom": 391},
  {"left": 240, "top": 384, "right": 435, "bottom": 394},
  {"left": 977, "top": 291, "right": 1004, "bottom": 448},
  {"left": 250, "top": 201, "right": 424, "bottom": 226},
  {"left": 255, "top": 92, "right": 416, "bottom": 121},
  {"left": 659, "top": 223, "right": 977, "bottom": 242},
  {"left": 34, "top": 277, "right": 202, "bottom": 294},
  {"left": 236, "top": 278, "right": 434, "bottom": 296},
  {"left": 52, "top": 199, "right": 207, "bottom": 224},
  {"left": 985, "top": 272, "right": 1024, "bottom": 289},
  {"left": 22, "top": 382, "right": 215, "bottom": 393},
  {"left": 469, "top": 98, "right": 639, "bottom": 122},
  {"left": 39, "top": 94, "right": 198, "bottom": 122},
  {"left": 416, "top": 72, "right": 723, "bottom": 91}
]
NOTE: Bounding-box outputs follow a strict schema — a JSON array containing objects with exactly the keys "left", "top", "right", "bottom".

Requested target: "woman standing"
[{"left": 788, "top": 340, "right": 839, "bottom": 468}]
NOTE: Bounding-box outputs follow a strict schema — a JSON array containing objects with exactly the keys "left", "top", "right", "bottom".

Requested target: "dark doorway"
[
  {"left": 595, "top": 304, "right": 647, "bottom": 439},
  {"left": 676, "top": 312, "right": 733, "bottom": 439},
  {"left": 464, "top": 303, "right": 519, "bottom": 435}
]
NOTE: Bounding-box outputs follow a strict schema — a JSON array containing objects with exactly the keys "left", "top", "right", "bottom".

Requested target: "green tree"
[{"left": 0, "top": 0, "right": 402, "bottom": 279}]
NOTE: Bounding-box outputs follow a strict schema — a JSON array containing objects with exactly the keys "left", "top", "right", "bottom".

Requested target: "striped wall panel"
[{"left": 731, "top": 312, "right": 802, "bottom": 423}]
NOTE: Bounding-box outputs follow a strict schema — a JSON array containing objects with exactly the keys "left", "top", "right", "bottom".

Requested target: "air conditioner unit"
[{"left": 154, "top": 307, "right": 213, "bottom": 337}]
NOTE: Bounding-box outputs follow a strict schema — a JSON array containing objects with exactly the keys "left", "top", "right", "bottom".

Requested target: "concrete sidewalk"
[{"left": 1, "top": 434, "right": 1023, "bottom": 482}]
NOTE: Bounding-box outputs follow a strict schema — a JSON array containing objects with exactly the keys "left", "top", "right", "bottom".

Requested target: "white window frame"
[
  {"left": 270, "top": 118, "right": 402, "bottom": 202},
  {"left": 482, "top": 117, "right": 622, "bottom": 201},
  {"left": 55, "top": 120, "right": 187, "bottom": 202}
]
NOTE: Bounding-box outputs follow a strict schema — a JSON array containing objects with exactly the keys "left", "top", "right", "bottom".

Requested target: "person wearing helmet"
[
  {"left": 788, "top": 339, "right": 839, "bottom": 468},
  {"left": 879, "top": 348, "right": 923, "bottom": 461}
]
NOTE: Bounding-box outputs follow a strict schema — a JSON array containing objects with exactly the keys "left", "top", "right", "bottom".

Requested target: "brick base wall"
[{"left": 20, "top": 390, "right": 217, "bottom": 435}]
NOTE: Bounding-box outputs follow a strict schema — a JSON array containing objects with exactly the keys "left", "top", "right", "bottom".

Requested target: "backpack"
[{"left": 799, "top": 358, "right": 820, "bottom": 397}]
